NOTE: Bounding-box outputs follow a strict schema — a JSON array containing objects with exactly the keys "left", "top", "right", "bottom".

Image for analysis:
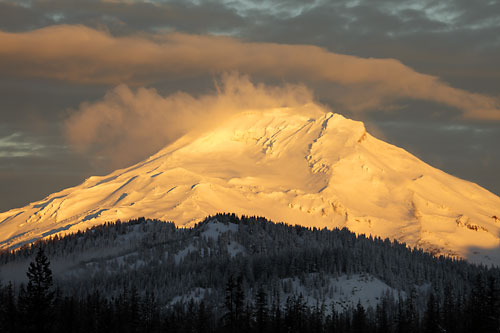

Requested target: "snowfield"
[{"left": 1, "top": 106, "right": 500, "bottom": 264}]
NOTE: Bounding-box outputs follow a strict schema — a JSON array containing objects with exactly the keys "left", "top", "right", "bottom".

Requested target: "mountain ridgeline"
[
  {"left": 2, "top": 109, "right": 500, "bottom": 265},
  {"left": 1, "top": 214, "right": 499, "bottom": 332}
]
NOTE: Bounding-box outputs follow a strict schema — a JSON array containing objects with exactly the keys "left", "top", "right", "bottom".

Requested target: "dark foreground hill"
[{"left": 1, "top": 213, "right": 499, "bottom": 332}]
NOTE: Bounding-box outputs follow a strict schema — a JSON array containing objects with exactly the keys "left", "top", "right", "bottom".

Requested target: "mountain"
[{"left": 1, "top": 105, "right": 500, "bottom": 264}]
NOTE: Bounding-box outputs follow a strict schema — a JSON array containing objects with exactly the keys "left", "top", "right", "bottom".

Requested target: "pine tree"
[
  {"left": 224, "top": 275, "right": 236, "bottom": 331},
  {"left": 254, "top": 286, "right": 268, "bottom": 333},
  {"left": 442, "top": 283, "right": 456, "bottom": 333},
  {"left": 424, "top": 292, "right": 440, "bottom": 333},
  {"left": 271, "top": 289, "right": 282, "bottom": 333},
  {"left": 21, "top": 247, "right": 55, "bottom": 332},
  {"left": 142, "top": 291, "right": 161, "bottom": 332},
  {"left": 375, "top": 299, "right": 389, "bottom": 333},
  {"left": 468, "top": 273, "right": 487, "bottom": 331},
  {"left": 234, "top": 276, "right": 245, "bottom": 331},
  {"left": 485, "top": 276, "right": 500, "bottom": 332},
  {"left": 311, "top": 300, "right": 325, "bottom": 332},
  {"left": 0, "top": 282, "right": 18, "bottom": 333},
  {"left": 404, "top": 288, "right": 418, "bottom": 333},
  {"left": 196, "top": 300, "right": 210, "bottom": 333},
  {"left": 352, "top": 300, "right": 367, "bottom": 333}
]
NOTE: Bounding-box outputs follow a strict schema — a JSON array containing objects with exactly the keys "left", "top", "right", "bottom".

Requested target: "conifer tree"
[
  {"left": 234, "top": 275, "right": 245, "bottom": 331},
  {"left": 375, "top": 301, "right": 389, "bottom": 333},
  {"left": 142, "top": 291, "right": 160, "bottom": 332},
  {"left": 0, "top": 282, "right": 17, "bottom": 333},
  {"left": 468, "top": 273, "right": 487, "bottom": 330},
  {"left": 271, "top": 289, "right": 282, "bottom": 333},
  {"left": 442, "top": 283, "right": 456, "bottom": 332},
  {"left": 224, "top": 275, "right": 236, "bottom": 331},
  {"left": 352, "top": 300, "right": 367, "bottom": 333},
  {"left": 485, "top": 276, "right": 500, "bottom": 332},
  {"left": 196, "top": 300, "right": 210, "bottom": 333},
  {"left": 254, "top": 286, "right": 268, "bottom": 333},
  {"left": 21, "top": 247, "right": 54, "bottom": 332},
  {"left": 424, "top": 292, "right": 440, "bottom": 333}
]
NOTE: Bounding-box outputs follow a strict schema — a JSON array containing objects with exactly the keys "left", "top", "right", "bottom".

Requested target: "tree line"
[
  {"left": 1, "top": 214, "right": 500, "bottom": 331},
  {"left": 1, "top": 248, "right": 499, "bottom": 332}
]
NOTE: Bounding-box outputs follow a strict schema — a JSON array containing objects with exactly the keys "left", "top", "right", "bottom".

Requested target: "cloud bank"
[
  {"left": 1, "top": 24, "right": 499, "bottom": 120},
  {"left": 65, "top": 74, "right": 316, "bottom": 166}
]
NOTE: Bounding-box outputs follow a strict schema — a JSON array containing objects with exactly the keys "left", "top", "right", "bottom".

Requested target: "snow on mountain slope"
[
  {"left": 281, "top": 273, "right": 402, "bottom": 313},
  {"left": 1, "top": 105, "right": 500, "bottom": 264}
]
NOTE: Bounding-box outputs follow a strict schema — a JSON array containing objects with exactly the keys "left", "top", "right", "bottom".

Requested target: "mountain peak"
[{"left": 1, "top": 108, "right": 500, "bottom": 265}]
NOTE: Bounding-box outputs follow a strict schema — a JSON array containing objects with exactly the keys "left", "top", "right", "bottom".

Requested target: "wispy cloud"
[
  {"left": 64, "top": 73, "right": 316, "bottom": 166},
  {"left": 0, "top": 24, "right": 499, "bottom": 120},
  {"left": 0, "top": 133, "right": 46, "bottom": 157}
]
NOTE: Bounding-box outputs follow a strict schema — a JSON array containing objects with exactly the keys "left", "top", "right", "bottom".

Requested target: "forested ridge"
[{"left": 1, "top": 213, "right": 499, "bottom": 332}]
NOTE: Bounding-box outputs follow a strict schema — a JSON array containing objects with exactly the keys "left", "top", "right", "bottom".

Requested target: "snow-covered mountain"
[{"left": 1, "top": 105, "right": 500, "bottom": 264}]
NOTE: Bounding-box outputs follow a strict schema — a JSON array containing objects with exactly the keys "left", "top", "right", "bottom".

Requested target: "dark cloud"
[
  {"left": 0, "top": 119, "right": 105, "bottom": 212},
  {"left": 0, "top": 0, "right": 247, "bottom": 35},
  {"left": 220, "top": 0, "right": 499, "bottom": 94},
  {"left": 0, "top": 1, "right": 53, "bottom": 31},
  {"left": 0, "top": 154, "right": 99, "bottom": 212}
]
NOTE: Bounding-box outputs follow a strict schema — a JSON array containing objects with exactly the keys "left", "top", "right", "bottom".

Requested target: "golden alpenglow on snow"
[
  {"left": 1, "top": 102, "right": 500, "bottom": 265},
  {"left": 3, "top": 1, "right": 500, "bottom": 330}
]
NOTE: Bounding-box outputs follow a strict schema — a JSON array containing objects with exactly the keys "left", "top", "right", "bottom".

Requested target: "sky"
[{"left": 0, "top": 0, "right": 499, "bottom": 212}]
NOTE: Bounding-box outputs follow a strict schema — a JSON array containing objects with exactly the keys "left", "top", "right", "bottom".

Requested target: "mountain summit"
[{"left": 1, "top": 106, "right": 500, "bottom": 264}]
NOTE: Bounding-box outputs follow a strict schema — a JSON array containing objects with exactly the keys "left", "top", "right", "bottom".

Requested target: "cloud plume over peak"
[
  {"left": 0, "top": 24, "right": 499, "bottom": 120},
  {"left": 64, "top": 74, "right": 317, "bottom": 167}
]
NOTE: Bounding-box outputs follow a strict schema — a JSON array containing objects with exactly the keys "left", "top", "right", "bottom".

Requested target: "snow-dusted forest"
[{"left": 1, "top": 213, "right": 499, "bottom": 332}]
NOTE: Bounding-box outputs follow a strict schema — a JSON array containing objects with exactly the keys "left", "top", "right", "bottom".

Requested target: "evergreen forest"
[{"left": 1, "top": 213, "right": 499, "bottom": 332}]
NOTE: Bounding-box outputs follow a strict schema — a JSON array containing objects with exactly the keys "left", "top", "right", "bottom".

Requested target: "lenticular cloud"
[{"left": 0, "top": 25, "right": 498, "bottom": 119}]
